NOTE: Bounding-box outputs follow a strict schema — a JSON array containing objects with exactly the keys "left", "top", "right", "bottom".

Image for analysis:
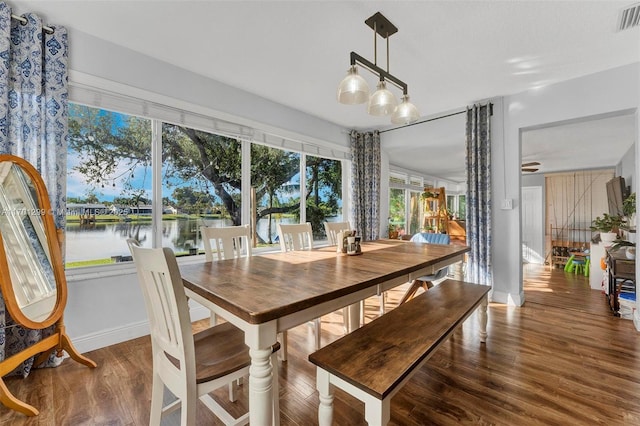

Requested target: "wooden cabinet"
[
  {"left": 422, "top": 187, "right": 448, "bottom": 233},
  {"left": 606, "top": 248, "right": 636, "bottom": 316}
]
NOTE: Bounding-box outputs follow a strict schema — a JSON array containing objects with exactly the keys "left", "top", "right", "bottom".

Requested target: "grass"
[{"left": 66, "top": 258, "right": 114, "bottom": 268}]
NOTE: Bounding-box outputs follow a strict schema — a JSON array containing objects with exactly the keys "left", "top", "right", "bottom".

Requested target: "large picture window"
[
  {"left": 67, "top": 104, "right": 152, "bottom": 267},
  {"left": 305, "top": 155, "right": 343, "bottom": 239},
  {"left": 161, "top": 123, "right": 242, "bottom": 255},
  {"left": 65, "top": 100, "right": 346, "bottom": 268},
  {"left": 251, "top": 144, "right": 300, "bottom": 247}
]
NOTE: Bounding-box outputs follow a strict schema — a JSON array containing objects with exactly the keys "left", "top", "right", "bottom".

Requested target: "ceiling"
[{"left": 13, "top": 1, "right": 640, "bottom": 181}]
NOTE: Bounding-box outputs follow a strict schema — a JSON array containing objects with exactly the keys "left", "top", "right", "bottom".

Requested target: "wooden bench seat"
[{"left": 308, "top": 279, "right": 490, "bottom": 426}]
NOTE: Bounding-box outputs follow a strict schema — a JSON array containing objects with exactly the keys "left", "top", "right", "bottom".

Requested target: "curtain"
[
  {"left": 465, "top": 104, "right": 492, "bottom": 286},
  {"left": 0, "top": 2, "right": 68, "bottom": 377},
  {"left": 350, "top": 130, "right": 380, "bottom": 241}
]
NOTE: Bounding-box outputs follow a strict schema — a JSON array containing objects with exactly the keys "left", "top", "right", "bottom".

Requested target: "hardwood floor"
[{"left": 3, "top": 264, "right": 640, "bottom": 425}]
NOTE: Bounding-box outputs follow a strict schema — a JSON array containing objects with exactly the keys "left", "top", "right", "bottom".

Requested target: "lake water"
[{"left": 65, "top": 217, "right": 298, "bottom": 263}]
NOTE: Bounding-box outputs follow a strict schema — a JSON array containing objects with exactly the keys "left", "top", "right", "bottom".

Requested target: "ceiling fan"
[{"left": 521, "top": 161, "right": 540, "bottom": 173}]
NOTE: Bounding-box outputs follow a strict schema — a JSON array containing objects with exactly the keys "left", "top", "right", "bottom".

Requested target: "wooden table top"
[{"left": 180, "top": 239, "right": 470, "bottom": 324}]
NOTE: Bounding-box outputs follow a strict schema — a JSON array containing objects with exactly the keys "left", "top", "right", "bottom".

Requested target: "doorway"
[{"left": 522, "top": 186, "right": 543, "bottom": 264}]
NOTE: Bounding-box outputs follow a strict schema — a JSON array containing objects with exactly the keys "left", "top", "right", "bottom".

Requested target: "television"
[{"left": 606, "top": 176, "right": 628, "bottom": 216}]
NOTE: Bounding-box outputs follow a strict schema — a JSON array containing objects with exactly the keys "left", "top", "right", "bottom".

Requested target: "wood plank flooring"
[{"left": 2, "top": 264, "right": 640, "bottom": 425}]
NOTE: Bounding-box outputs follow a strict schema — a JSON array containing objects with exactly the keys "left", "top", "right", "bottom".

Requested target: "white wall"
[
  {"left": 618, "top": 142, "right": 636, "bottom": 193},
  {"left": 495, "top": 63, "right": 639, "bottom": 306}
]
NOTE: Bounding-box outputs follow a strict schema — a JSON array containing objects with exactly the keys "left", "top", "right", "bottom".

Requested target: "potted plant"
[
  {"left": 590, "top": 213, "right": 625, "bottom": 243},
  {"left": 623, "top": 192, "right": 636, "bottom": 229},
  {"left": 388, "top": 224, "right": 399, "bottom": 239}
]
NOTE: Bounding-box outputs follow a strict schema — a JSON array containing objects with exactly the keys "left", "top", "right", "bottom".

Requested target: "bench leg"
[
  {"left": 316, "top": 369, "right": 334, "bottom": 426},
  {"left": 364, "top": 398, "right": 391, "bottom": 426},
  {"left": 478, "top": 295, "right": 488, "bottom": 343}
]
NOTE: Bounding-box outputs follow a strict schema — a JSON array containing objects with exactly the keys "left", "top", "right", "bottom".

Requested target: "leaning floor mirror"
[{"left": 0, "top": 154, "right": 96, "bottom": 416}]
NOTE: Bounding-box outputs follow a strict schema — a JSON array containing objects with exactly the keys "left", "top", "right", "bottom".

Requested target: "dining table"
[{"left": 180, "top": 238, "right": 470, "bottom": 425}]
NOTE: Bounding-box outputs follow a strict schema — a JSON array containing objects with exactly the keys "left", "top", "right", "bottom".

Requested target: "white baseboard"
[
  {"left": 70, "top": 304, "right": 212, "bottom": 354},
  {"left": 490, "top": 289, "right": 525, "bottom": 306}
]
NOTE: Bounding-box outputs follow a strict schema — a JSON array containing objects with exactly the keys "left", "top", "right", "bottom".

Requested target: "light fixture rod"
[
  {"left": 349, "top": 51, "right": 408, "bottom": 95},
  {"left": 386, "top": 36, "right": 390, "bottom": 72},
  {"left": 373, "top": 21, "right": 377, "bottom": 66}
]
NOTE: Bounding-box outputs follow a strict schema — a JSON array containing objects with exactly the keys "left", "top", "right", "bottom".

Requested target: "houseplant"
[
  {"left": 623, "top": 192, "right": 636, "bottom": 230},
  {"left": 590, "top": 213, "right": 625, "bottom": 243}
]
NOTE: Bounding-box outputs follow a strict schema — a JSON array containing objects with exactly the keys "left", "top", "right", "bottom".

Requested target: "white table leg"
[
  {"left": 478, "top": 295, "right": 488, "bottom": 343},
  {"left": 364, "top": 398, "right": 390, "bottom": 426},
  {"left": 249, "top": 347, "right": 275, "bottom": 425},
  {"left": 316, "top": 369, "right": 334, "bottom": 426},
  {"left": 347, "top": 302, "right": 361, "bottom": 332}
]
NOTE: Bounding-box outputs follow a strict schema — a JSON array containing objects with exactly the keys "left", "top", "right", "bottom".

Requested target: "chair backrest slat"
[
  {"left": 323, "top": 221, "right": 351, "bottom": 246},
  {"left": 201, "top": 224, "right": 252, "bottom": 261},
  {"left": 277, "top": 223, "right": 313, "bottom": 252}
]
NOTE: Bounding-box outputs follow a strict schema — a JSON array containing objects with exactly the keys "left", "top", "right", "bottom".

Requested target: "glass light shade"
[
  {"left": 337, "top": 66, "right": 370, "bottom": 104},
  {"left": 391, "top": 95, "right": 420, "bottom": 125},
  {"left": 367, "top": 81, "right": 398, "bottom": 116}
]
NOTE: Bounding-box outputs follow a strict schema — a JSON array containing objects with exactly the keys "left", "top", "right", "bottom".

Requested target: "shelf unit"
[
  {"left": 422, "top": 187, "right": 448, "bottom": 233},
  {"left": 549, "top": 225, "right": 592, "bottom": 268}
]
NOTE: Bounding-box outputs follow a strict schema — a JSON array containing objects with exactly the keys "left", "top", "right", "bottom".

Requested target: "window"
[
  {"left": 389, "top": 188, "right": 405, "bottom": 236},
  {"left": 161, "top": 123, "right": 241, "bottom": 255},
  {"left": 305, "top": 155, "right": 342, "bottom": 239},
  {"left": 66, "top": 92, "right": 348, "bottom": 268},
  {"left": 251, "top": 144, "right": 300, "bottom": 247},
  {"left": 67, "top": 104, "right": 152, "bottom": 267}
]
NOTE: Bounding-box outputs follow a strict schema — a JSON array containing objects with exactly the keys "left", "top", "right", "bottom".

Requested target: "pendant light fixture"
[{"left": 337, "top": 12, "right": 420, "bottom": 124}]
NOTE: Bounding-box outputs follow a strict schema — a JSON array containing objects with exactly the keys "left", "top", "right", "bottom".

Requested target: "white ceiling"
[{"left": 13, "top": 0, "right": 640, "bottom": 181}]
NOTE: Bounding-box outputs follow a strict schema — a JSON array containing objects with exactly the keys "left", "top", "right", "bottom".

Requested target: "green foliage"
[
  {"left": 623, "top": 192, "right": 636, "bottom": 217},
  {"left": 69, "top": 105, "right": 342, "bottom": 230},
  {"left": 590, "top": 213, "right": 625, "bottom": 232}
]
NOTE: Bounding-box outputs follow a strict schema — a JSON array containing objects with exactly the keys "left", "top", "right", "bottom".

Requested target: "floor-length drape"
[
  {"left": 465, "top": 104, "right": 492, "bottom": 286},
  {"left": 350, "top": 130, "right": 381, "bottom": 241},
  {"left": 0, "top": 2, "right": 68, "bottom": 376}
]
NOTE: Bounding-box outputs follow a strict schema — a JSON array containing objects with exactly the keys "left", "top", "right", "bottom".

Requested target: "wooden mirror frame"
[{"left": 0, "top": 154, "right": 96, "bottom": 417}]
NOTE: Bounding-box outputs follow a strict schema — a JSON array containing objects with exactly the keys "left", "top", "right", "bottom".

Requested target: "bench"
[{"left": 308, "top": 279, "right": 490, "bottom": 426}]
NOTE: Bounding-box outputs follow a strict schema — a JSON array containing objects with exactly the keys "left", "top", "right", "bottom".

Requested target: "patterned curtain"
[
  {"left": 350, "top": 130, "right": 380, "bottom": 241},
  {"left": 465, "top": 104, "right": 492, "bottom": 286},
  {"left": 0, "top": 2, "right": 68, "bottom": 376}
]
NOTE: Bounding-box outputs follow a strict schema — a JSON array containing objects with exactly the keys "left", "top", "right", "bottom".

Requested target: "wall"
[
  {"left": 494, "top": 62, "right": 639, "bottom": 307},
  {"left": 618, "top": 142, "right": 636, "bottom": 193}
]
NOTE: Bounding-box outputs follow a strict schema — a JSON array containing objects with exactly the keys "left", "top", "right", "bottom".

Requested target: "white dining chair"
[
  {"left": 277, "top": 222, "right": 314, "bottom": 252},
  {"left": 323, "top": 221, "right": 350, "bottom": 246},
  {"left": 323, "top": 221, "right": 361, "bottom": 330},
  {"left": 200, "top": 224, "right": 252, "bottom": 262},
  {"left": 200, "top": 224, "right": 252, "bottom": 327},
  {"left": 276, "top": 223, "right": 321, "bottom": 359},
  {"left": 127, "top": 239, "right": 280, "bottom": 426},
  {"left": 398, "top": 232, "right": 452, "bottom": 304},
  {"left": 323, "top": 221, "right": 386, "bottom": 324}
]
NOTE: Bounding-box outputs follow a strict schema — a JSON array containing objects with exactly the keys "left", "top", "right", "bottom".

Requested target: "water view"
[{"left": 65, "top": 217, "right": 298, "bottom": 264}]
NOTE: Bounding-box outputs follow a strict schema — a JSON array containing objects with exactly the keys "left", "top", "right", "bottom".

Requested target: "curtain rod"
[
  {"left": 379, "top": 102, "right": 494, "bottom": 134},
  {"left": 11, "top": 14, "right": 54, "bottom": 34},
  {"left": 379, "top": 110, "right": 465, "bottom": 133}
]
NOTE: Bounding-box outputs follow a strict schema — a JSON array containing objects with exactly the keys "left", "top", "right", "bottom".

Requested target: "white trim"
[{"left": 69, "top": 71, "right": 350, "bottom": 160}]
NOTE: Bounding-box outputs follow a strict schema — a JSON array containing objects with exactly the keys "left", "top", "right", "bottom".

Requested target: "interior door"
[{"left": 522, "top": 186, "right": 544, "bottom": 264}]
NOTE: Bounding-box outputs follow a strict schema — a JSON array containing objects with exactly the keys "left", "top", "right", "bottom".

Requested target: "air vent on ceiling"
[{"left": 617, "top": 3, "right": 640, "bottom": 31}]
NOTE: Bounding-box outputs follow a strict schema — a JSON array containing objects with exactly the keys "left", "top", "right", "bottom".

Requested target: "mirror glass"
[{"left": 0, "top": 161, "right": 56, "bottom": 322}]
